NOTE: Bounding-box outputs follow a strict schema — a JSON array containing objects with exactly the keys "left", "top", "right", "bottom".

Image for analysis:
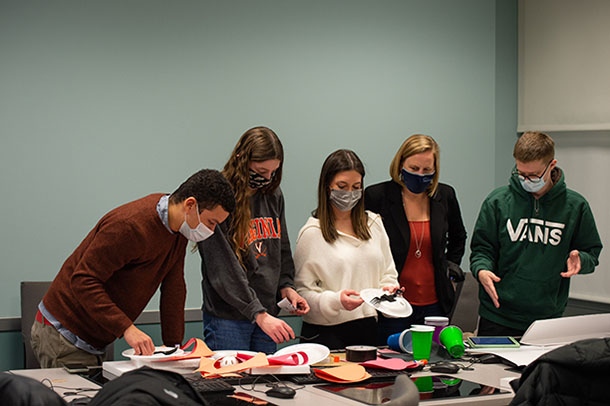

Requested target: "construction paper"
[
  {"left": 196, "top": 352, "right": 268, "bottom": 376},
  {"left": 360, "top": 357, "right": 418, "bottom": 370},
  {"left": 155, "top": 338, "right": 214, "bottom": 361},
  {"left": 313, "top": 364, "right": 371, "bottom": 383}
]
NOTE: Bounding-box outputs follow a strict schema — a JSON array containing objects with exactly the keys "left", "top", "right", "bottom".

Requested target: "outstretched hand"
[
  {"left": 561, "top": 250, "right": 581, "bottom": 277},
  {"left": 478, "top": 270, "right": 501, "bottom": 308}
]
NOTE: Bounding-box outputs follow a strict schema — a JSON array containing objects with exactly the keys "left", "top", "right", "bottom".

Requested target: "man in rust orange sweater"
[{"left": 31, "top": 169, "right": 235, "bottom": 368}]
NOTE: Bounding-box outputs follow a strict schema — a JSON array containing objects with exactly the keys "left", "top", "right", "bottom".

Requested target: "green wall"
[{"left": 0, "top": 0, "right": 517, "bottom": 370}]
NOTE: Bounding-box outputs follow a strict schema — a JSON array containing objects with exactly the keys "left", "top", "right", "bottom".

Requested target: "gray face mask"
[{"left": 329, "top": 189, "right": 362, "bottom": 212}]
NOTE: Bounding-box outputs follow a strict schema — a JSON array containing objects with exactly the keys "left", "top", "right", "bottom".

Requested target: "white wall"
[{"left": 553, "top": 131, "right": 610, "bottom": 303}]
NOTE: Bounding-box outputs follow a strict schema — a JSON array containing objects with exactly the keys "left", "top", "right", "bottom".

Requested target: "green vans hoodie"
[{"left": 470, "top": 167, "right": 602, "bottom": 331}]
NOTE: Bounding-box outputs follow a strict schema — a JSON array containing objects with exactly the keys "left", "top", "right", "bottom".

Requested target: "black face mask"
[{"left": 248, "top": 169, "right": 273, "bottom": 189}]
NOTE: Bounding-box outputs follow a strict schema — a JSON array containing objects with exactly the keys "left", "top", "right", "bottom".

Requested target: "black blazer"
[{"left": 364, "top": 180, "right": 467, "bottom": 314}]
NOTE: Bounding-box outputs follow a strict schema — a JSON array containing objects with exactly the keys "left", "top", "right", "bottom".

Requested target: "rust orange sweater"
[{"left": 43, "top": 194, "right": 188, "bottom": 349}]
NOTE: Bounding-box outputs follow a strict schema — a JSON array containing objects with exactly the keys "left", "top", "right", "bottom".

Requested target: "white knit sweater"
[{"left": 294, "top": 211, "right": 398, "bottom": 326}]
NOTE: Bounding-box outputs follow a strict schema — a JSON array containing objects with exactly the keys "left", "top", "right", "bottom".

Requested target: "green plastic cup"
[
  {"left": 414, "top": 375, "right": 433, "bottom": 392},
  {"left": 410, "top": 324, "right": 435, "bottom": 361},
  {"left": 439, "top": 325, "right": 465, "bottom": 358}
]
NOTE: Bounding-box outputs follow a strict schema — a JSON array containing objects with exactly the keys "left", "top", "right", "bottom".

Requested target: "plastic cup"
[
  {"left": 439, "top": 325, "right": 465, "bottom": 358},
  {"left": 414, "top": 376, "right": 434, "bottom": 399},
  {"left": 425, "top": 316, "right": 449, "bottom": 344},
  {"left": 387, "top": 329, "right": 413, "bottom": 353},
  {"left": 410, "top": 324, "right": 435, "bottom": 361}
]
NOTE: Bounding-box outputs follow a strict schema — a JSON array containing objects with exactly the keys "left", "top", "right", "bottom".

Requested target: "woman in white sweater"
[{"left": 294, "top": 149, "right": 399, "bottom": 349}]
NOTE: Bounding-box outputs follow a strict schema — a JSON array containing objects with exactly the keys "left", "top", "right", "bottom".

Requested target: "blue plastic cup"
[{"left": 387, "top": 329, "right": 413, "bottom": 353}]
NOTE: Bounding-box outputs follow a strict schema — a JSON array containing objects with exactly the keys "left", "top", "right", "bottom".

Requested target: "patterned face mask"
[{"left": 248, "top": 169, "right": 274, "bottom": 189}]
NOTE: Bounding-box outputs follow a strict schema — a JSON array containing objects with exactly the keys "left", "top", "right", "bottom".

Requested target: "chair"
[
  {"left": 448, "top": 272, "right": 480, "bottom": 334},
  {"left": 20, "top": 282, "right": 52, "bottom": 369},
  {"left": 20, "top": 281, "right": 114, "bottom": 368}
]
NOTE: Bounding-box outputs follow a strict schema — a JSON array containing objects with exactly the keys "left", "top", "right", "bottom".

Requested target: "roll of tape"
[{"left": 345, "top": 345, "right": 377, "bottom": 362}]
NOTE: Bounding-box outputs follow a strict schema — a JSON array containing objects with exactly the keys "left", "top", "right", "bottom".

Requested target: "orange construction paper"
[
  {"left": 194, "top": 357, "right": 217, "bottom": 375},
  {"left": 313, "top": 364, "right": 371, "bottom": 383},
  {"left": 195, "top": 352, "right": 269, "bottom": 376},
  {"left": 155, "top": 338, "right": 214, "bottom": 362}
]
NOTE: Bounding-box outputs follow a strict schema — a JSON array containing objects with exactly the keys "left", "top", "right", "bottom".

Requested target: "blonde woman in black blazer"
[{"left": 364, "top": 134, "right": 467, "bottom": 345}]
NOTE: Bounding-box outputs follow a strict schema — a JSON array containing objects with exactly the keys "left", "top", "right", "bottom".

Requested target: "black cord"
[
  {"left": 237, "top": 374, "right": 304, "bottom": 394},
  {"left": 40, "top": 378, "right": 100, "bottom": 399}
]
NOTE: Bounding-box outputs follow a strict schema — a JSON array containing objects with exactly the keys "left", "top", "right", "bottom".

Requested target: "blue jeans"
[
  {"left": 203, "top": 313, "right": 277, "bottom": 354},
  {"left": 376, "top": 302, "right": 444, "bottom": 346}
]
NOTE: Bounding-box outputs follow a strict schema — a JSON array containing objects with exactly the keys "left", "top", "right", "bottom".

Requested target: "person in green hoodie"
[{"left": 470, "top": 131, "right": 602, "bottom": 336}]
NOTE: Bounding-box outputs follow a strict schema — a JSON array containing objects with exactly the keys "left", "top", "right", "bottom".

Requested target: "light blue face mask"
[
  {"left": 514, "top": 160, "right": 552, "bottom": 193},
  {"left": 519, "top": 177, "right": 546, "bottom": 193}
]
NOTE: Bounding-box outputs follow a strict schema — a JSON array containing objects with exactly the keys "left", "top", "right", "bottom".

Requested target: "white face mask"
[{"left": 179, "top": 203, "right": 214, "bottom": 242}]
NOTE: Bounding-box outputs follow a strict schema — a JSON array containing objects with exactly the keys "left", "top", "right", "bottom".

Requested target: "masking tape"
[{"left": 345, "top": 345, "right": 377, "bottom": 362}]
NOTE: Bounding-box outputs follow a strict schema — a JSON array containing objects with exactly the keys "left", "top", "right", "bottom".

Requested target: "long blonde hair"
[
  {"left": 389, "top": 134, "right": 440, "bottom": 197},
  {"left": 222, "top": 126, "right": 284, "bottom": 264}
]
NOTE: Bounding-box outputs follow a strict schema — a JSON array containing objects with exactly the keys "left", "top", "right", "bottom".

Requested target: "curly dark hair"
[{"left": 169, "top": 169, "right": 235, "bottom": 213}]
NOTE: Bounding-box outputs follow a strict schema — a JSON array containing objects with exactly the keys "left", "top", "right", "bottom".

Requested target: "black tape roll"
[{"left": 345, "top": 345, "right": 377, "bottom": 362}]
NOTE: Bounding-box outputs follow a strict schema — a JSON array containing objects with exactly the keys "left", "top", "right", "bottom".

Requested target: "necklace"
[
  {"left": 408, "top": 220, "right": 425, "bottom": 258},
  {"left": 402, "top": 189, "right": 426, "bottom": 259}
]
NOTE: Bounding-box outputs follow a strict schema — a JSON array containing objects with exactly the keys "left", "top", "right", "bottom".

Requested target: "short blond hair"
[
  {"left": 513, "top": 131, "right": 555, "bottom": 163},
  {"left": 389, "top": 134, "right": 440, "bottom": 197}
]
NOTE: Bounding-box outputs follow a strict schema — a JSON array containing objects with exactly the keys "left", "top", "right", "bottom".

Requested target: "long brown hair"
[
  {"left": 313, "top": 149, "right": 371, "bottom": 243},
  {"left": 222, "top": 126, "right": 284, "bottom": 263}
]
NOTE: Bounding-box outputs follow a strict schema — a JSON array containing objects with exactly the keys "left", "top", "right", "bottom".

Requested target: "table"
[
  {"left": 8, "top": 367, "right": 101, "bottom": 403},
  {"left": 8, "top": 358, "right": 519, "bottom": 405},
  {"left": 101, "top": 359, "right": 519, "bottom": 405}
]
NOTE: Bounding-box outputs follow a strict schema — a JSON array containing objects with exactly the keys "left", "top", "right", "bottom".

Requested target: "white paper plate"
[
  {"left": 122, "top": 346, "right": 186, "bottom": 367},
  {"left": 122, "top": 346, "right": 185, "bottom": 361},
  {"left": 273, "top": 343, "right": 330, "bottom": 365},
  {"left": 360, "top": 288, "right": 413, "bottom": 318}
]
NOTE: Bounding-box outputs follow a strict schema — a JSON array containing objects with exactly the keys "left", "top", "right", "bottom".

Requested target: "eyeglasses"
[{"left": 512, "top": 160, "right": 552, "bottom": 183}]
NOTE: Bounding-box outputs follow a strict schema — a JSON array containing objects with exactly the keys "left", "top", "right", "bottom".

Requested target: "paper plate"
[
  {"left": 360, "top": 288, "right": 413, "bottom": 318},
  {"left": 122, "top": 346, "right": 185, "bottom": 366},
  {"left": 273, "top": 343, "right": 330, "bottom": 365}
]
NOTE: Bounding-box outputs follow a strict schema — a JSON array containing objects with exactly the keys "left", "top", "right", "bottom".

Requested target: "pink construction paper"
[{"left": 360, "top": 357, "right": 419, "bottom": 371}]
